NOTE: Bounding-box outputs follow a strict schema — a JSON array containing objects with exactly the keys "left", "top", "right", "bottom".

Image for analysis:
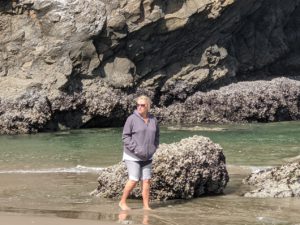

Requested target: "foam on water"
[
  {"left": 0, "top": 165, "right": 104, "bottom": 174},
  {"left": 249, "top": 166, "right": 273, "bottom": 173},
  {"left": 227, "top": 164, "right": 273, "bottom": 174}
]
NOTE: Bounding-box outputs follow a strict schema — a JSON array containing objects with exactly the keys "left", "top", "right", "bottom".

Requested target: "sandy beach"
[
  {"left": 0, "top": 212, "right": 117, "bottom": 225},
  {"left": 1, "top": 123, "right": 300, "bottom": 225}
]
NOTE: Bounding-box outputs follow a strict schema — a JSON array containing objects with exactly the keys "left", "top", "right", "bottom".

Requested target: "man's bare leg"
[
  {"left": 119, "top": 180, "right": 137, "bottom": 210},
  {"left": 142, "top": 179, "right": 152, "bottom": 210}
]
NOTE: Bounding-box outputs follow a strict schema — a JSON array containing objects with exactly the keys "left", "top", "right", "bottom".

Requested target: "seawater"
[{"left": 0, "top": 121, "right": 300, "bottom": 225}]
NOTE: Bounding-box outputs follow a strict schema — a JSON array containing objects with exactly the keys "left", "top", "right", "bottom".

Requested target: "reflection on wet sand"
[{"left": 119, "top": 210, "right": 149, "bottom": 225}]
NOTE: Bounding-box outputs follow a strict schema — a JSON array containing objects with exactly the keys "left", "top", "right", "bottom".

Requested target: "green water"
[
  {"left": 0, "top": 121, "right": 300, "bottom": 225},
  {"left": 0, "top": 121, "right": 299, "bottom": 170}
]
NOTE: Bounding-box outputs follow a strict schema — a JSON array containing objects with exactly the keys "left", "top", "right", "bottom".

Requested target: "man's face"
[{"left": 137, "top": 99, "right": 148, "bottom": 115}]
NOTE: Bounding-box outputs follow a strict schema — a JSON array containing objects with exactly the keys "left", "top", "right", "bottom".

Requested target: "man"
[{"left": 119, "top": 95, "right": 159, "bottom": 210}]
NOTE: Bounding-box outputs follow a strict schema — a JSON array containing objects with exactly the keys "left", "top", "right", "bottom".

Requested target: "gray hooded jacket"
[{"left": 122, "top": 110, "right": 159, "bottom": 161}]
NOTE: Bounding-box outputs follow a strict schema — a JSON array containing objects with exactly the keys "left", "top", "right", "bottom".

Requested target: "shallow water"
[{"left": 0, "top": 121, "right": 300, "bottom": 224}]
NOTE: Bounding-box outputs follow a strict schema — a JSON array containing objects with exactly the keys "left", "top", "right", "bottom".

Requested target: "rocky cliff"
[{"left": 1, "top": 0, "right": 300, "bottom": 134}]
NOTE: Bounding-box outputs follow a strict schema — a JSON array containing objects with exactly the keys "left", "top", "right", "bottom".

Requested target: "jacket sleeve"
[
  {"left": 154, "top": 118, "right": 160, "bottom": 147},
  {"left": 122, "top": 116, "right": 137, "bottom": 152}
]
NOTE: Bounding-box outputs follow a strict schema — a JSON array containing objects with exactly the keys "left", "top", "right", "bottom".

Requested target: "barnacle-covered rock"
[
  {"left": 91, "top": 135, "right": 229, "bottom": 201},
  {"left": 243, "top": 162, "right": 300, "bottom": 198}
]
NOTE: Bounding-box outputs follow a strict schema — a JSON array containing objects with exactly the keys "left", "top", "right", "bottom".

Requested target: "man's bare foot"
[
  {"left": 143, "top": 206, "right": 152, "bottom": 210},
  {"left": 118, "top": 211, "right": 128, "bottom": 221},
  {"left": 119, "top": 202, "right": 131, "bottom": 210}
]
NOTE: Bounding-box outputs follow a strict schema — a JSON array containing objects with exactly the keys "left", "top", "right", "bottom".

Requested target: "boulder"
[
  {"left": 91, "top": 135, "right": 229, "bottom": 201},
  {"left": 243, "top": 162, "right": 300, "bottom": 198}
]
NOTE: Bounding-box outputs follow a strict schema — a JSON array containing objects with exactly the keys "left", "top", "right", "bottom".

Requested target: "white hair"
[{"left": 136, "top": 95, "right": 152, "bottom": 110}]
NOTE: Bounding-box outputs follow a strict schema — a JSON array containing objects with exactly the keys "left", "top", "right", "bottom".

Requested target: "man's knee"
[
  {"left": 142, "top": 179, "right": 151, "bottom": 185},
  {"left": 129, "top": 179, "right": 138, "bottom": 184}
]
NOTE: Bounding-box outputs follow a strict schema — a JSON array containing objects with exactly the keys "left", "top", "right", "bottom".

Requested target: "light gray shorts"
[{"left": 125, "top": 160, "right": 152, "bottom": 181}]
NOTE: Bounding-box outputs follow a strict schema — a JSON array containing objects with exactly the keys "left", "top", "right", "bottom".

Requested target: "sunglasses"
[{"left": 137, "top": 104, "right": 146, "bottom": 108}]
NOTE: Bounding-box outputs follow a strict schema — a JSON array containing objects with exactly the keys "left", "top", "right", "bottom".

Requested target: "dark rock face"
[
  {"left": 1, "top": 0, "right": 300, "bottom": 134},
  {"left": 91, "top": 135, "right": 229, "bottom": 201},
  {"left": 243, "top": 162, "right": 300, "bottom": 198}
]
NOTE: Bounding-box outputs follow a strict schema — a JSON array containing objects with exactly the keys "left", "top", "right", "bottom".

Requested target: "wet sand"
[{"left": 0, "top": 212, "right": 117, "bottom": 225}]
